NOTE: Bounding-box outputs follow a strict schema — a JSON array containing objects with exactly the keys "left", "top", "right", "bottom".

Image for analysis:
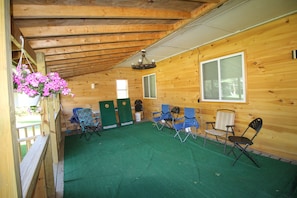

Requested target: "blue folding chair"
[
  {"left": 173, "top": 107, "right": 199, "bottom": 142},
  {"left": 70, "top": 107, "right": 83, "bottom": 124},
  {"left": 76, "top": 108, "right": 101, "bottom": 140},
  {"left": 152, "top": 104, "right": 172, "bottom": 130},
  {"left": 69, "top": 107, "right": 83, "bottom": 132}
]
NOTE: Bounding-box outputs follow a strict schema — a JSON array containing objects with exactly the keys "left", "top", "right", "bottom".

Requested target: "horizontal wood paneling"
[{"left": 61, "top": 13, "right": 297, "bottom": 162}]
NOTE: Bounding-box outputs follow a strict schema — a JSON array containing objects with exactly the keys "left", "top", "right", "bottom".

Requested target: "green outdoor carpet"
[{"left": 64, "top": 122, "right": 297, "bottom": 198}]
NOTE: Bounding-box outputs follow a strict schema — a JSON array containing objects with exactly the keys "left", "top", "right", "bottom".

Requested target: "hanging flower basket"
[{"left": 13, "top": 64, "right": 74, "bottom": 98}]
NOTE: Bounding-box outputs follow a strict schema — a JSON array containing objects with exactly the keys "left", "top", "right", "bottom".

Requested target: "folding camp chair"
[
  {"left": 69, "top": 107, "right": 83, "bottom": 129},
  {"left": 173, "top": 107, "right": 199, "bottom": 142},
  {"left": 227, "top": 118, "right": 263, "bottom": 167},
  {"left": 76, "top": 108, "right": 101, "bottom": 140},
  {"left": 152, "top": 104, "right": 172, "bottom": 130},
  {"left": 204, "top": 109, "right": 235, "bottom": 153}
]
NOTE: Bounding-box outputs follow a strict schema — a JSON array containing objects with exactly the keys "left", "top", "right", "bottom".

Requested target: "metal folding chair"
[
  {"left": 227, "top": 118, "right": 263, "bottom": 167},
  {"left": 173, "top": 107, "right": 199, "bottom": 142}
]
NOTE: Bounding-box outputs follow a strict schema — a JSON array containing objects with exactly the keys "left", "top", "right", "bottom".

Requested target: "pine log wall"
[{"left": 61, "top": 13, "right": 297, "bottom": 162}]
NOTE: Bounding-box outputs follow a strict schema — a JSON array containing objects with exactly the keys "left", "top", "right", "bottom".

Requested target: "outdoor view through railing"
[{"left": 16, "top": 122, "right": 41, "bottom": 161}]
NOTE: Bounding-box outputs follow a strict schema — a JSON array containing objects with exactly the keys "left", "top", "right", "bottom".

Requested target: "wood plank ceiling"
[{"left": 11, "top": 0, "right": 227, "bottom": 78}]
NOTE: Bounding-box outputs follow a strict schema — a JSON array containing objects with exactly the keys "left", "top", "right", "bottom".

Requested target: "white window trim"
[
  {"left": 142, "top": 73, "right": 157, "bottom": 99},
  {"left": 200, "top": 52, "right": 246, "bottom": 103}
]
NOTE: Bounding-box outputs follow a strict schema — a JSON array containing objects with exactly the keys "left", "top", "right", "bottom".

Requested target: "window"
[
  {"left": 116, "top": 80, "right": 128, "bottom": 99},
  {"left": 200, "top": 52, "right": 246, "bottom": 102},
  {"left": 143, "top": 73, "right": 156, "bottom": 99}
]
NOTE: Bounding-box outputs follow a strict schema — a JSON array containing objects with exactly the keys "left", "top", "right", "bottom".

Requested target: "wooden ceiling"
[{"left": 11, "top": 0, "right": 227, "bottom": 78}]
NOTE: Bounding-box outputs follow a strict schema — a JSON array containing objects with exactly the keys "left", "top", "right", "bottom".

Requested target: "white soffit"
[
  {"left": 205, "top": 0, "right": 297, "bottom": 32},
  {"left": 117, "top": 0, "right": 297, "bottom": 67},
  {"left": 157, "top": 25, "right": 230, "bottom": 50}
]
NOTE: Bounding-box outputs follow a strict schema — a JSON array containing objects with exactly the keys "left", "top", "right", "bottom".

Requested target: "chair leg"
[
  {"left": 241, "top": 147, "right": 260, "bottom": 168},
  {"left": 153, "top": 122, "right": 165, "bottom": 131},
  {"left": 203, "top": 133, "right": 207, "bottom": 147},
  {"left": 182, "top": 132, "right": 191, "bottom": 142},
  {"left": 174, "top": 131, "right": 183, "bottom": 142},
  {"left": 227, "top": 145, "right": 238, "bottom": 159},
  {"left": 223, "top": 138, "right": 227, "bottom": 154},
  {"left": 80, "top": 131, "right": 91, "bottom": 141},
  {"left": 231, "top": 144, "right": 260, "bottom": 168},
  {"left": 89, "top": 126, "right": 101, "bottom": 136}
]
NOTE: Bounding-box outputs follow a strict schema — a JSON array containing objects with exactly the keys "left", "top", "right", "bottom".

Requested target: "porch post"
[
  {"left": 0, "top": 0, "right": 22, "bottom": 197},
  {"left": 36, "top": 52, "right": 56, "bottom": 197}
]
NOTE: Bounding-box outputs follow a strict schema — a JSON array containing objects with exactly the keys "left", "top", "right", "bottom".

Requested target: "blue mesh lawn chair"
[
  {"left": 77, "top": 108, "right": 101, "bottom": 140},
  {"left": 173, "top": 107, "right": 199, "bottom": 142},
  {"left": 152, "top": 104, "right": 172, "bottom": 130},
  {"left": 69, "top": 107, "right": 83, "bottom": 132},
  {"left": 70, "top": 107, "right": 83, "bottom": 124}
]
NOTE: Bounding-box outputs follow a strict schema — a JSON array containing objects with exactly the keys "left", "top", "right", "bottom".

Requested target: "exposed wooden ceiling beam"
[
  {"left": 55, "top": 64, "right": 118, "bottom": 78},
  {"left": 11, "top": 0, "right": 226, "bottom": 78},
  {"left": 180, "top": 0, "right": 221, "bottom": 3},
  {"left": 19, "top": 24, "right": 173, "bottom": 38},
  {"left": 13, "top": 4, "right": 191, "bottom": 19},
  {"left": 10, "top": 23, "right": 37, "bottom": 66},
  {"left": 47, "top": 54, "right": 131, "bottom": 69},
  {"left": 49, "top": 59, "right": 123, "bottom": 71},
  {"left": 36, "top": 40, "right": 154, "bottom": 56},
  {"left": 28, "top": 32, "right": 166, "bottom": 49},
  {"left": 45, "top": 47, "right": 140, "bottom": 62}
]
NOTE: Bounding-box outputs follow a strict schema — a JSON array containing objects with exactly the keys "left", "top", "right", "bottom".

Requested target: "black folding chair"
[{"left": 228, "top": 118, "right": 263, "bottom": 167}]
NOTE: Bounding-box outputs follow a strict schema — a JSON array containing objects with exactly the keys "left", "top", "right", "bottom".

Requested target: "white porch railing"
[{"left": 16, "top": 122, "right": 42, "bottom": 161}]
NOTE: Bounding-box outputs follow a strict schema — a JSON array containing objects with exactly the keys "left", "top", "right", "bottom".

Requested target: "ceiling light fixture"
[{"left": 131, "top": 49, "right": 156, "bottom": 70}]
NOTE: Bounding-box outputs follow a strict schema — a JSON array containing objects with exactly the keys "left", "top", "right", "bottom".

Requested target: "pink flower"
[{"left": 13, "top": 64, "right": 74, "bottom": 98}]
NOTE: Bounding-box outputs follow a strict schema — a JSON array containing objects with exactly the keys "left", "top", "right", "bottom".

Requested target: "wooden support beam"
[
  {"left": 19, "top": 24, "right": 173, "bottom": 38},
  {"left": 46, "top": 53, "right": 130, "bottom": 67},
  {"left": 45, "top": 46, "right": 140, "bottom": 62},
  {"left": 48, "top": 97, "right": 59, "bottom": 163},
  {"left": 35, "top": 52, "right": 56, "bottom": 197},
  {"left": 0, "top": 0, "right": 22, "bottom": 197},
  {"left": 36, "top": 40, "right": 154, "bottom": 56},
  {"left": 11, "top": 22, "right": 37, "bottom": 66},
  {"left": 29, "top": 32, "right": 166, "bottom": 49},
  {"left": 13, "top": 4, "right": 190, "bottom": 19}
]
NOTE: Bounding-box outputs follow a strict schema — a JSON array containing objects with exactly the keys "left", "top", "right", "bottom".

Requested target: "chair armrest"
[
  {"left": 205, "top": 121, "right": 215, "bottom": 130},
  {"left": 226, "top": 125, "right": 235, "bottom": 135},
  {"left": 206, "top": 121, "right": 215, "bottom": 124},
  {"left": 172, "top": 116, "right": 184, "bottom": 124},
  {"left": 226, "top": 124, "right": 235, "bottom": 127},
  {"left": 152, "top": 111, "right": 161, "bottom": 117},
  {"left": 174, "top": 117, "right": 184, "bottom": 121}
]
